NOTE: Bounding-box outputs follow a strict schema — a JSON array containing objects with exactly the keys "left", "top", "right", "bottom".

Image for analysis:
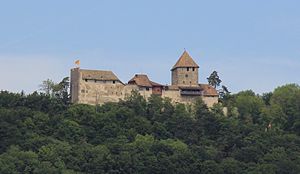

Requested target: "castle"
[{"left": 70, "top": 51, "right": 218, "bottom": 107}]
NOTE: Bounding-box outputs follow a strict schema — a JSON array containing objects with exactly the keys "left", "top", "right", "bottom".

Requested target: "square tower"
[{"left": 171, "top": 51, "right": 199, "bottom": 86}]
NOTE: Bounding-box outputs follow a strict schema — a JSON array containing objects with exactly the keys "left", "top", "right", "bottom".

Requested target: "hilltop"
[{"left": 0, "top": 84, "right": 300, "bottom": 173}]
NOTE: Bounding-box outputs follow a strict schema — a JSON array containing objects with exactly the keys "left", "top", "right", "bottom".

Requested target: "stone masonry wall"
[
  {"left": 172, "top": 67, "right": 199, "bottom": 86},
  {"left": 71, "top": 68, "right": 218, "bottom": 107}
]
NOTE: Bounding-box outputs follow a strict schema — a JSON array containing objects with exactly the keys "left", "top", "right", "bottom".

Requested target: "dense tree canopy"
[{"left": 0, "top": 84, "right": 300, "bottom": 173}]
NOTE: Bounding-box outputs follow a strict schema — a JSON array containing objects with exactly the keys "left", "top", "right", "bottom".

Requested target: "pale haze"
[{"left": 0, "top": 0, "right": 299, "bottom": 94}]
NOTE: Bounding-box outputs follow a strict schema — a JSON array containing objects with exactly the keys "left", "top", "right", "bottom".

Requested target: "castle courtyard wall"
[{"left": 71, "top": 68, "right": 218, "bottom": 107}]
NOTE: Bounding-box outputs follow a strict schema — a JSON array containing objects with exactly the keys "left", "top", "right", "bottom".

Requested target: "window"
[
  {"left": 192, "top": 68, "right": 195, "bottom": 71},
  {"left": 187, "top": 67, "right": 189, "bottom": 71},
  {"left": 146, "top": 87, "right": 149, "bottom": 91},
  {"left": 81, "top": 89, "right": 85, "bottom": 93},
  {"left": 183, "top": 81, "right": 185, "bottom": 84},
  {"left": 113, "top": 81, "right": 115, "bottom": 84},
  {"left": 85, "top": 79, "right": 88, "bottom": 82},
  {"left": 185, "top": 74, "right": 188, "bottom": 77}
]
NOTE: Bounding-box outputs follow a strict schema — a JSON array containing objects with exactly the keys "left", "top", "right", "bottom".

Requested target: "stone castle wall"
[
  {"left": 71, "top": 68, "right": 218, "bottom": 107},
  {"left": 172, "top": 67, "right": 199, "bottom": 86}
]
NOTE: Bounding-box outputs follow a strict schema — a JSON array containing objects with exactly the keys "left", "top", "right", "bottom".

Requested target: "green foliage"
[
  {"left": 0, "top": 84, "right": 300, "bottom": 173},
  {"left": 207, "top": 71, "right": 222, "bottom": 88},
  {"left": 271, "top": 84, "right": 300, "bottom": 131},
  {"left": 235, "top": 90, "right": 265, "bottom": 123}
]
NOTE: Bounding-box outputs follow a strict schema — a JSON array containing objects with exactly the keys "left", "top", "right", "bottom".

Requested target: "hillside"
[{"left": 0, "top": 84, "right": 300, "bottom": 174}]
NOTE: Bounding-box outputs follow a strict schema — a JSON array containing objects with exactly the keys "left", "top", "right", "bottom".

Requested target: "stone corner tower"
[{"left": 171, "top": 51, "right": 199, "bottom": 86}]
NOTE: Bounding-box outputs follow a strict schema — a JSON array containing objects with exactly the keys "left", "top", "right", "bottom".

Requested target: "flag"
[{"left": 75, "top": 60, "right": 80, "bottom": 66}]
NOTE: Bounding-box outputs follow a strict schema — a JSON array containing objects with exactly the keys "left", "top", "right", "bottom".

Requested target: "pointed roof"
[
  {"left": 171, "top": 51, "right": 199, "bottom": 70},
  {"left": 128, "top": 74, "right": 163, "bottom": 87}
]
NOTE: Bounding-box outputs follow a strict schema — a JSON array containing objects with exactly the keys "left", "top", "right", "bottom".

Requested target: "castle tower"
[{"left": 171, "top": 51, "right": 199, "bottom": 86}]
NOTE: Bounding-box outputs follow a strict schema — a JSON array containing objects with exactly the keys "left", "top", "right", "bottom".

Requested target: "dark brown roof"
[
  {"left": 178, "top": 86, "right": 201, "bottom": 90},
  {"left": 128, "top": 74, "right": 163, "bottom": 87},
  {"left": 80, "top": 69, "right": 121, "bottom": 81},
  {"left": 150, "top": 81, "right": 163, "bottom": 87},
  {"left": 171, "top": 51, "right": 199, "bottom": 70},
  {"left": 199, "top": 84, "right": 218, "bottom": 96}
]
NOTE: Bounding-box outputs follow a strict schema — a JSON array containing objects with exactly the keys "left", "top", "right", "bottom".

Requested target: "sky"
[{"left": 0, "top": 0, "right": 299, "bottom": 94}]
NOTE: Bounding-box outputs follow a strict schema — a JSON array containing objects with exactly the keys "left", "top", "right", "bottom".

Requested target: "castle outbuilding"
[{"left": 70, "top": 51, "right": 218, "bottom": 107}]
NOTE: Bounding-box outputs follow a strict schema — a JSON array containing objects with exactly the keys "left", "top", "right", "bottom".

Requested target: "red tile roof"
[
  {"left": 128, "top": 74, "right": 163, "bottom": 87},
  {"left": 199, "top": 84, "right": 219, "bottom": 96},
  {"left": 172, "top": 51, "right": 199, "bottom": 70}
]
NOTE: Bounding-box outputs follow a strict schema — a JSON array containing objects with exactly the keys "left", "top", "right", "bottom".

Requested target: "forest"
[{"left": 0, "top": 83, "right": 300, "bottom": 174}]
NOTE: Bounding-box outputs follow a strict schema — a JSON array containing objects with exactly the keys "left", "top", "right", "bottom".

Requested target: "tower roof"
[{"left": 171, "top": 51, "right": 199, "bottom": 70}]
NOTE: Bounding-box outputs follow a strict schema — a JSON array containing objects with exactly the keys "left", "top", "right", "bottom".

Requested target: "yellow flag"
[{"left": 75, "top": 60, "right": 80, "bottom": 66}]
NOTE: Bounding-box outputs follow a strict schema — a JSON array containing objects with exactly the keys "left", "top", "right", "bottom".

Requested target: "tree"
[
  {"left": 207, "top": 71, "right": 222, "bottom": 88},
  {"left": 235, "top": 90, "right": 265, "bottom": 124},
  {"left": 270, "top": 84, "right": 300, "bottom": 131},
  {"left": 52, "top": 77, "right": 70, "bottom": 104},
  {"left": 219, "top": 85, "right": 231, "bottom": 98},
  {"left": 39, "top": 77, "right": 70, "bottom": 105},
  {"left": 39, "top": 79, "right": 55, "bottom": 96}
]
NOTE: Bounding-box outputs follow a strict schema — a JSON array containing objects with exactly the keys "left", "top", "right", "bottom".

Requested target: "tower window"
[
  {"left": 183, "top": 81, "right": 185, "bottom": 84},
  {"left": 113, "top": 81, "right": 115, "bottom": 84},
  {"left": 187, "top": 67, "right": 189, "bottom": 71},
  {"left": 185, "top": 74, "right": 188, "bottom": 78},
  {"left": 192, "top": 68, "right": 195, "bottom": 71}
]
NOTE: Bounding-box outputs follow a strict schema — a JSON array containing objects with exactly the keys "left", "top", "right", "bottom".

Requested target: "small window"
[
  {"left": 185, "top": 74, "right": 188, "bottom": 77},
  {"left": 192, "top": 68, "right": 195, "bottom": 71},
  {"left": 187, "top": 67, "right": 189, "bottom": 71},
  {"left": 183, "top": 81, "right": 185, "bottom": 84},
  {"left": 94, "top": 80, "right": 97, "bottom": 83},
  {"left": 85, "top": 79, "right": 88, "bottom": 82},
  {"left": 113, "top": 81, "right": 115, "bottom": 84},
  {"left": 146, "top": 87, "right": 149, "bottom": 91},
  {"left": 81, "top": 89, "right": 85, "bottom": 93}
]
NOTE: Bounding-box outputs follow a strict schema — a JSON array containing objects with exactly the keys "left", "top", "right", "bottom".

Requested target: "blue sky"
[{"left": 0, "top": 0, "right": 299, "bottom": 94}]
